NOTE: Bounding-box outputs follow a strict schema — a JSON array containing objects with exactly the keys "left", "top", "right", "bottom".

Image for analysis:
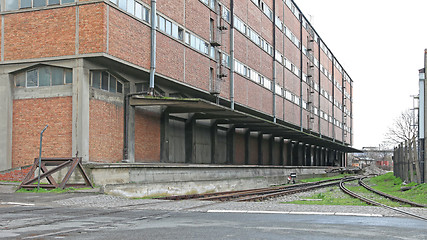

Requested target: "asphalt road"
[{"left": 1, "top": 185, "right": 426, "bottom": 240}]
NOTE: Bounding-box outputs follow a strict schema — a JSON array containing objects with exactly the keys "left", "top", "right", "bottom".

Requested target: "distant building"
[{"left": 0, "top": 0, "right": 357, "bottom": 171}]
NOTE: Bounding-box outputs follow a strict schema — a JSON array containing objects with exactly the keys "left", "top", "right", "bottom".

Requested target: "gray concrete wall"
[
  {"left": 194, "top": 123, "right": 211, "bottom": 164},
  {"left": 85, "top": 163, "right": 338, "bottom": 198},
  {"left": 0, "top": 73, "right": 12, "bottom": 171}
]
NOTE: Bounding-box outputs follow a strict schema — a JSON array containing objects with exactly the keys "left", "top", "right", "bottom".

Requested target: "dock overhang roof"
[{"left": 130, "top": 96, "right": 361, "bottom": 153}]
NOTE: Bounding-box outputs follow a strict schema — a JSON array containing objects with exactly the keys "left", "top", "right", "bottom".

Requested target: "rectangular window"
[
  {"left": 92, "top": 71, "right": 101, "bottom": 89},
  {"left": 135, "top": 2, "right": 142, "bottom": 19},
  {"left": 62, "top": 0, "right": 75, "bottom": 3},
  {"left": 144, "top": 7, "right": 150, "bottom": 23},
  {"left": 101, "top": 72, "right": 109, "bottom": 91},
  {"left": 33, "top": 0, "right": 47, "bottom": 7},
  {"left": 49, "top": 0, "right": 60, "bottom": 5},
  {"left": 27, "top": 69, "right": 38, "bottom": 87},
  {"left": 15, "top": 72, "right": 26, "bottom": 87},
  {"left": 158, "top": 15, "right": 166, "bottom": 32},
  {"left": 109, "top": 75, "right": 117, "bottom": 93},
  {"left": 110, "top": 0, "right": 118, "bottom": 4},
  {"left": 171, "top": 23, "right": 179, "bottom": 39},
  {"left": 5, "top": 0, "right": 18, "bottom": 10},
  {"left": 165, "top": 20, "right": 172, "bottom": 36},
  {"left": 118, "top": 0, "right": 126, "bottom": 11},
  {"left": 127, "top": 0, "right": 135, "bottom": 15},
  {"left": 21, "top": 0, "right": 32, "bottom": 8},
  {"left": 65, "top": 69, "right": 73, "bottom": 84},
  {"left": 117, "top": 81, "right": 123, "bottom": 93},
  {"left": 51, "top": 67, "right": 64, "bottom": 86},
  {"left": 39, "top": 67, "right": 51, "bottom": 86}
]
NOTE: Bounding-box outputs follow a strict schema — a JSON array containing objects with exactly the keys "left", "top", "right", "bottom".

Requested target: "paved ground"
[{"left": 1, "top": 183, "right": 427, "bottom": 239}]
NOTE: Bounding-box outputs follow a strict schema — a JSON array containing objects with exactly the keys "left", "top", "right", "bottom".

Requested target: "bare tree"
[{"left": 385, "top": 109, "right": 418, "bottom": 145}]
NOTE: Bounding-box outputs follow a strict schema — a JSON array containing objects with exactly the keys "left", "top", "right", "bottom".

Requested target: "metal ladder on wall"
[
  {"left": 342, "top": 75, "right": 348, "bottom": 139},
  {"left": 210, "top": 2, "right": 228, "bottom": 97},
  {"left": 306, "top": 25, "right": 316, "bottom": 132}
]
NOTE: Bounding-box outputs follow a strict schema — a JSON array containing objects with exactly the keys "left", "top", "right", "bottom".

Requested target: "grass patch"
[
  {"left": 16, "top": 187, "right": 92, "bottom": 194},
  {"left": 283, "top": 173, "right": 427, "bottom": 207},
  {"left": 298, "top": 174, "right": 352, "bottom": 183},
  {"left": 366, "top": 173, "right": 427, "bottom": 205},
  {"left": 285, "top": 187, "right": 368, "bottom": 206}
]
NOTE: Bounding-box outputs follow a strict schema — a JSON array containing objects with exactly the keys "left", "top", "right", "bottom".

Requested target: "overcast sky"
[{"left": 295, "top": 0, "right": 426, "bottom": 149}]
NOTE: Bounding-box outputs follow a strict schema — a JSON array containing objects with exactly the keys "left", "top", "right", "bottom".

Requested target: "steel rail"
[
  {"left": 339, "top": 178, "right": 427, "bottom": 221},
  {"left": 157, "top": 177, "right": 359, "bottom": 201},
  {"left": 358, "top": 178, "right": 426, "bottom": 208}
]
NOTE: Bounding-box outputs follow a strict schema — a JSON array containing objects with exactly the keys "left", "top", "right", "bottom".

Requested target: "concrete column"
[
  {"left": 279, "top": 137, "right": 284, "bottom": 166},
  {"left": 0, "top": 73, "right": 12, "bottom": 170},
  {"left": 258, "top": 132, "right": 263, "bottom": 165},
  {"left": 124, "top": 82, "right": 135, "bottom": 163},
  {"left": 160, "top": 108, "right": 169, "bottom": 163},
  {"left": 72, "top": 59, "right": 90, "bottom": 162},
  {"left": 185, "top": 114, "right": 195, "bottom": 163},
  {"left": 244, "top": 129, "right": 250, "bottom": 165},
  {"left": 297, "top": 143, "right": 304, "bottom": 166},
  {"left": 226, "top": 125, "right": 235, "bottom": 164},
  {"left": 210, "top": 120, "right": 217, "bottom": 164},
  {"left": 268, "top": 135, "right": 274, "bottom": 165},
  {"left": 310, "top": 146, "right": 315, "bottom": 166},
  {"left": 286, "top": 141, "right": 293, "bottom": 166}
]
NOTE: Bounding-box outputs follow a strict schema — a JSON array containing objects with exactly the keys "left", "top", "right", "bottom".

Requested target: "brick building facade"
[{"left": 0, "top": 0, "right": 356, "bottom": 171}]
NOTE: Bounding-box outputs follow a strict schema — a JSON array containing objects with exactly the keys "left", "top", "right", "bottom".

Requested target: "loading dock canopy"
[{"left": 130, "top": 96, "right": 361, "bottom": 153}]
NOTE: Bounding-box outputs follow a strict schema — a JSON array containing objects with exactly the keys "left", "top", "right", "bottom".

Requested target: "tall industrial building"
[{"left": 0, "top": 0, "right": 357, "bottom": 171}]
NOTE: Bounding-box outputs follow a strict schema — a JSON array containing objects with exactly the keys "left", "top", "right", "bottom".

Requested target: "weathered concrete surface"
[{"left": 84, "top": 163, "right": 339, "bottom": 198}]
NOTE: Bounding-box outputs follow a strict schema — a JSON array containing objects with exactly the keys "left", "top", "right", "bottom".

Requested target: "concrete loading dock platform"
[{"left": 84, "top": 163, "right": 350, "bottom": 198}]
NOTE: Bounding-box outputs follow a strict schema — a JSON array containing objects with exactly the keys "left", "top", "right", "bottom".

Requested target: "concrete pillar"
[
  {"left": 310, "top": 146, "right": 315, "bottom": 166},
  {"left": 210, "top": 121, "right": 218, "bottom": 164},
  {"left": 226, "top": 125, "right": 235, "bottom": 164},
  {"left": 160, "top": 108, "right": 169, "bottom": 163},
  {"left": 286, "top": 141, "right": 293, "bottom": 166},
  {"left": 244, "top": 129, "right": 250, "bottom": 165},
  {"left": 0, "top": 73, "right": 12, "bottom": 170},
  {"left": 124, "top": 82, "right": 135, "bottom": 163},
  {"left": 268, "top": 135, "right": 274, "bottom": 165},
  {"left": 257, "top": 132, "right": 263, "bottom": 165},
  {"left": 185, "top": 114, "right": 195, "bottom": 163},
  {"left": 72, "top": 59, "right": 90, "bottom": 162},
  {"left": 297, "top": 142, "right": 304, "bottom": 166},
  {"left": 279, "top": 137, "right": 284, "bottom": 166}
]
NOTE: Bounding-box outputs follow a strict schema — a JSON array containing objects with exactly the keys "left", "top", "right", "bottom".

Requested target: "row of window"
[
  {"left": 199, "top": 0, "right": 216, "bottom": 11},
  {"left": 15, "top": 66, "right": 72, "bottom": 88},
  {"left": 250, "top": 0, "right": 273, "bottom": 20},
  {"left": 234, "top": 16, "right": 273, "bottom": 56},
  {"left": 4, "top": 0, "right": 75, "bottom": 11},
  {"left": 110, "top": 0, "right": 150, "bottom": 23},
  {"left": 234, "top": 60, "right": 272, "bottom": 90},
  {"left": 90, "top": 71, "right": 123, "bottom": 94}
]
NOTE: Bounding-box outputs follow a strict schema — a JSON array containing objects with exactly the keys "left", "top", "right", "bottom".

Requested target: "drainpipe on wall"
[
  {"left": 230, "top": 0, "right": 235, "bottom": 110},
  {"left": 272, "top": 0, "right": 276, "bottom": 123},
  {"left": 149, "top": 0, "right": 157, "bottom": 96}
]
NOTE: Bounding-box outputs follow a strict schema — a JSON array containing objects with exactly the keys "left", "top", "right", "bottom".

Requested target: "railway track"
[
  {"left": 157, "top": 176, "right": 361, "bottom": 202},
  {"left": 339, "top": 177, "right": 427, "bottom": 221}
]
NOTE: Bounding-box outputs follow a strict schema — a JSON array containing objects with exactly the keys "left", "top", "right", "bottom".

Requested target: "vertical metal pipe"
[
  {"left": 230, "top": 0, "right": 235, "bottom": 110},
  {"left": 37, "top": 125, "right": 48, "bottom": 191},
  {"left": 149, "top": 0, "right": 157, "bottom": 95},
  {"left": 272, "top": 0, "right": 276, "bottom": 123}
]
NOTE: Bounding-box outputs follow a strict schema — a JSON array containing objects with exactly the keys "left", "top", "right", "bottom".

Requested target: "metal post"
[{"left": 37, "top": 125, "right": 48, "bottom": 191}]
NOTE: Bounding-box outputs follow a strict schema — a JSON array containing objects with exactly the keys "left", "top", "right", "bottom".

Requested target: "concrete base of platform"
[{"left": 83, "top": 163, "right": 343, "bottom": 198}]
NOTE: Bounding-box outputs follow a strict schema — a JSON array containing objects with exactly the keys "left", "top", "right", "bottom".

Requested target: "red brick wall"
[
  {"left": 89, "top": 99, "right": 124, "bottom": 163},
  {"left": 4, "top": 7, "right": 76, "bottom": 61},
  {"left": 0, "top": 165, "right": 32, "bottom": 182},
  {"left": 109, "top": 7, "right": 151, "bottom": 70},
  {"left": 79, "top": 3, "right": 107, "bottom": 54},
  {"left": 135, "top": 108, "right": 161, "bottom": 162},
  {"left": 12, "top": 97, "right": 73, "bottom": 167}
]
